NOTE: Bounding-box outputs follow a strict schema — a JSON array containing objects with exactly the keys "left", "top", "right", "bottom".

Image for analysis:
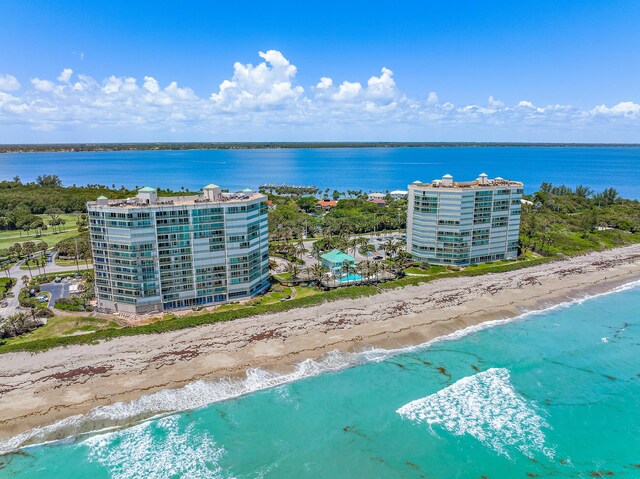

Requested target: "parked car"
[
  {"left": 36, "top": 295, "right": 48, "bottom": 302},
  {"left": 54, "top": 277, "right": 62, "bottom": 283}
]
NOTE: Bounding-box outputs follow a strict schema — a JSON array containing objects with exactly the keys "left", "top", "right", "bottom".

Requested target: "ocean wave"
[
  {"left": 83, "top": 415, "right": 228, "bottom": 479},
  {"left": 396, "top": 368, "right": 554, "bottom": 459},
  {"left": 2, "top": 278, "right": 639, "bottom": 453}
]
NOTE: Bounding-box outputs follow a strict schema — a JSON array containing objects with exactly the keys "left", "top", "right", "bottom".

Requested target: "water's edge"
[{"left": 3, "top": 278, "right": 639, "bottom": 454}]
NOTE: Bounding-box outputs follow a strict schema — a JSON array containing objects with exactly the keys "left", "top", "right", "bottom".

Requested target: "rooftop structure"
[
  {"left": 321, "top": 249, "right": 356, "bottom": 272},
  {"left": 88, "top": 187, "right": 264, "bottom": 209},
  {"left": 407, "top": 174, "right": 524, "bottom": 266},
  {"left": 411, "top": 173, "right": 523, "bottom": 190},
  {"left": 88, "top": 184, "right": 270, "bottom": 314},
  {"left": 389, "top": 190, "right": 408, "bottom": 200},
  {"left": 317, "top": 200, "right": 338, "bottom": 209}
]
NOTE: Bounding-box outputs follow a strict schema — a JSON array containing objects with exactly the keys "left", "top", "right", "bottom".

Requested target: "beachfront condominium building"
[
  {"left": 87, "top": 184, "right": 270, "bottom": 314},
  {"left": 407, "top": 174, "right": 523, "bottom": 266}
]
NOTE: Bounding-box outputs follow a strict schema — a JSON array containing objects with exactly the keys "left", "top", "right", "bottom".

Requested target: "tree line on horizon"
[{"left": 3, "top": 142, "right": 640, "bottom": 154}]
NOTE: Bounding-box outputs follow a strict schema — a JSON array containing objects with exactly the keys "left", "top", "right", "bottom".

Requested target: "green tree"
[
  {"left": 296, "top": 196, "right": 317, "bottom": 213},
  {"left": 574, "top": 185, "right": 593, "bottom": 198},
  {"left": 22, "top": 241, "right": 36, "bottom": 278},
  {"left": 76, "top": 213, "right": 89, "bottom": 232},
  {"left": 36, "top": 174, "right": 62, "bottom": 187}
]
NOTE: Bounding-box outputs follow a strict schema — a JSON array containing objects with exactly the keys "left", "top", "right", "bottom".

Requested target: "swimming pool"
[{"left": 337, "top": 273, "right": 362, "bottom": 282}]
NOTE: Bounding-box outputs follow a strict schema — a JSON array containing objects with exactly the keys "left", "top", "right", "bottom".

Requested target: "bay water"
[
  {"left": 2, "top": 281, "right": 639, "bottom": 478},
  {"left": 1, "top": 146, "right": 640, "bottom": 198}
]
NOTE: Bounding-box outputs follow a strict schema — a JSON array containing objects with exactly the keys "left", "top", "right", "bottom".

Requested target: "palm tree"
[
  {"left": 310, "top": 263, "right": 327, "bottom": 286},
  {"left": 295, "top": 240, "right": 306, "bottom": 260},
  {"left": 2, "top": 262, "right": 8, "bottom": 279},
  {"left": 289, "top": 263, "right": 301, "bottom": 281},
  {"left": 342, "top": 262, "right": 356, "bottom": 282},
  {"left": 358, "top": 261, "right": 369, "bottom": 282},
  {"left": 355, "top": 263, "right": 368, "bottom": 283},
  {"left": 382, "top": 239, "right": 395, "bottom": 259},
  {"left": 370, "top": 261, "right": 380, "bottom": 282},
  {"left": 311, "top": 241, "right": 323, "bottom": 259},
  {"left": 22, "top": 241, "right": 36, "bottom": 279},
  {"left": 348, "top": 238, "right": 359, "bottom": 259}
]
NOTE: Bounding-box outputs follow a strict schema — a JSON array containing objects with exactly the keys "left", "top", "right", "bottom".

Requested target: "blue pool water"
[{"left": 337, "top": 273, "right": 362, "bottom": 282}]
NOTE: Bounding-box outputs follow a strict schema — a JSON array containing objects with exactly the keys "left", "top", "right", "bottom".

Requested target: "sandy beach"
[{"left": 1, "top": 244, "right": 640, "bottom": 445}]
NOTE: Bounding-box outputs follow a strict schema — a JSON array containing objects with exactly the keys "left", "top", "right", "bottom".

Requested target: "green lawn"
[
  {"left": 293, "top": 286, "right": 320, "bottom": 299},
  {"left": 4, "top": 316, "right": 120, "bottom": 345},
  {"left": 54, "top": 257, "right": 89, "bottom": 267},
  {"left": 405, "top": 265, "right": 448, "bottom": 275},
  {"left": 258, "top": 287, "right": 294, "bottom": 304},
  {"left": 0, "top": 213, "right": 82, "bottom": 250},
  {"left": 273, "top": 272, "right": 292, "bottom": 281}
]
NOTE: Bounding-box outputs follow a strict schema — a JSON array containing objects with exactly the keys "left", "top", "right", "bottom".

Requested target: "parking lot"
[{"left": 39, "top": 281, "right": 71, "bottom": 306}]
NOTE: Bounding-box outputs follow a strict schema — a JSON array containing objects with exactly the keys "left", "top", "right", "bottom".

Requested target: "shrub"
[
  {"left": 0, "top": 312, "right": 46, "bottom": 339},
  {"left": 34, "top": 308, "right": 54, "bottom": 318},
  {"left": 54, "top": 297, "right": 93, "bottom": 312}
]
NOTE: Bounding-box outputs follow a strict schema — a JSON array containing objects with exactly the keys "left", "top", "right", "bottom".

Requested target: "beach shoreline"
[{"left": 1, "top": 245, "right": 639, "bottom": 447}]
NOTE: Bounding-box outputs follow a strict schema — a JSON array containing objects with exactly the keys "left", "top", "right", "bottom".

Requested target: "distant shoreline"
[{"left": 2, "top": 142, "right": 640, "bottom": 154}]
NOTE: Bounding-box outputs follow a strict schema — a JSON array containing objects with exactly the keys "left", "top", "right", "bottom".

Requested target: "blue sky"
[{"left": 0, "top": 0, "right": 639, "bottom": 142}]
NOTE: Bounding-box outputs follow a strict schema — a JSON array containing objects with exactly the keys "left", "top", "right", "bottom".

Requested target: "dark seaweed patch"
[
  {"left": 0, "top": 450, "right": 31, "bottom": 470},
  {"left": 386, "top": 361, "right": 406, "bottom": 369}
]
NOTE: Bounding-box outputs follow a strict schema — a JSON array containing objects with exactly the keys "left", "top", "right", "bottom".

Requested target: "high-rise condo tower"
[
  {"left": 406, "top": 173, "right": 523, "bottom": 266},
  {"left": 87, "top": 184, "right": 270, "bottom": 314}
]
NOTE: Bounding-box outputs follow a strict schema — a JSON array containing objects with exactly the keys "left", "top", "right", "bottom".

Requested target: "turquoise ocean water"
[
  {"left": 1, "top": 146, "right": 640, "bottom": 198},
  {"left": 2, "top": 281, "right": 639, "bottom": 478}
]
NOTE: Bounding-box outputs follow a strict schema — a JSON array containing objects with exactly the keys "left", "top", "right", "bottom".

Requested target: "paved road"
[{"left": 1, "top": 255, "right": 91, "bottom": 317}]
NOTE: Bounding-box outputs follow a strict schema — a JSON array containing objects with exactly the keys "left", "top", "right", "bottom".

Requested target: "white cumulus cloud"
[
  {"left": 366, "top": 67, "right": 396, "bottom": 99},
  {"left": 316, "top": 77, "right": 333, "bottom": 90},
  {"left": 57, "top": 68, "right": 73, "bottom": 83},
  {"left": 592, "top": 101, "right": 640, "bottom": 116},
  {"left": 0, "top": 74, "right": 21, "bottom": 91},
  {"left": 31, "top": 78, "right": 56, "bottom": 92},
  {"left": 0, "top": 49, "right": 638, "bottom": 142},
  {"left": 210, "top": 50, "right": 304, "bottom": 109},
  {"left": 333, "top": 81, "right": 362, "bottom": 101},
  {"left": 488, "top": 95, "right": 504, "bottom": 108}
]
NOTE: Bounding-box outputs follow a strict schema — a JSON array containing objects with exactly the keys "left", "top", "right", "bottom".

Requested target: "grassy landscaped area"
[
  {"left": 0, "top": 213, "right": 81, "bottom": 250},
  {"left": 0, "top": 254, "right": 555, "bottom": 354},
  {"left": 405, "top": 265, "right": 448, "bottom": 275},
  {"left": 4, "top": 316, "right": 121, "bottom": 346}
]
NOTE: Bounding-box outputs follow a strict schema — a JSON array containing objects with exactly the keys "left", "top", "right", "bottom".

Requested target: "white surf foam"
[
  {"left": 83, "top": 415, "right": 228, "bottom": 479},
  {"left": 396, "top": 368, "right": 554, "bottom": 459},
  {"left": 2, "top": 278, "right": 638, "bottom": 453}
]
